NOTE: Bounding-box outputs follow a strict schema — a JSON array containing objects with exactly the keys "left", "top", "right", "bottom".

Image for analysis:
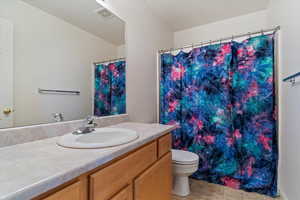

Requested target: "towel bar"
[{"left": 38, "top": 88, "right": 80, "bottom": 95}]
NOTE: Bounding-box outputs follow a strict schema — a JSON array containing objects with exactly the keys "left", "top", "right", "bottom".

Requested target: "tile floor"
[{"left": 172, "top": 179, "right": 282, "bottom": 200}]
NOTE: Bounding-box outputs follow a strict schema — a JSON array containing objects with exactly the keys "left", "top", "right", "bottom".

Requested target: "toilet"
[{"left": 172, "top": 149, "right": 199, "bottom": 197}]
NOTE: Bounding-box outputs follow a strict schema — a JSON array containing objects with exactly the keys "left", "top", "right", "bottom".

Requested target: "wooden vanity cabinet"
[
  {"left": 109, "top": 185, "right": 132, "bottom": 200},
  {"left": 158, "top": 134, "right": 172, "bottom": 158},
  {"left": 89, "top": 141, "right": 157, "bottom": 200},
  {"left": 134, "top": 152, "right": 172, "bottom": 200},
  {"left": 35, "top": 133, "right": 172, "bottom": 200},
  {"left": 40, "top": 181, "right": 81, "bottom": 200}
]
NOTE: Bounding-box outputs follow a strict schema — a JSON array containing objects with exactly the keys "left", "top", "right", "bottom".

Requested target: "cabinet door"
[
  {"left": 110, "top": 185, "right": 132, "bottom": 200},
  {"left": 134, "top": 153, "right": 172, "bottom": 200},
  {"left": 90, "top": 142, "right": 157, "bottom": 200}
]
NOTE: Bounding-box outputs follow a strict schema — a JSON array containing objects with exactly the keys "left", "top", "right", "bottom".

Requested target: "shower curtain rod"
[
  {"left": 159, "top": 26, "right": 280, "bottom": 54},
  {"left": 94, "top": 57, "right": 126, "bottom": 65}
]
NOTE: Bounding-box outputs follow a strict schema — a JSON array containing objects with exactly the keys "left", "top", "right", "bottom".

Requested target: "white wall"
[
  {"left": 117, "top": 44, "right": 126, "bottom": 58},
  {"left": 97, "top": 0, "right": 174, "bottom": 123},
  {"left": 267, "top": 1, "right": 300, "bottom": 200},
  {"left": 0, "top": 0, "right": 118, "bottom": 127},
  {"left": 174, "top": 10, "right": 268, "bottom": 48}
]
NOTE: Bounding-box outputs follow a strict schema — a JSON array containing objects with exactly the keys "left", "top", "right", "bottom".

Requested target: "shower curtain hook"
[
  {"left": 198, "top": 42, "right": 202, "bottom": 48},
  {"left": 209, "top": 40, "right": 212, "bottom": 45},
  {"left": 231, "top": 35, "right": 234, "bottom": 42},
  {"left": 248, "top": 32, "right": 252, "bottom": 39},
  {"left": 171, "top": 47, "right": 174, "bottom": 53},
  {"left": 261, "top": 29, "right": 265, "bottom": 36},
  {"left": 219, "top": 38, "right": 222, "bottom": 45}
]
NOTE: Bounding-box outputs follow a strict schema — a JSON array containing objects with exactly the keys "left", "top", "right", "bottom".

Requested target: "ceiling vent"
[{"left": 94, "top": 7, "right": 114, "bottom": 19}]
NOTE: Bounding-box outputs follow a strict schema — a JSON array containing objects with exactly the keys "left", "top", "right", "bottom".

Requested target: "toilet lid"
[{"left": 172, "top": 149, "right": 199, "bottom": 165}]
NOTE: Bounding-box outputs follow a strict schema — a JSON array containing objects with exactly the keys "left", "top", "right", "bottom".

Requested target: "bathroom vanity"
[
  {"left": 35, "top": 134, "right": 172, "bottom": 200},
  {"left": 0, "top": 122, "right": 175, "bottom": 200}
]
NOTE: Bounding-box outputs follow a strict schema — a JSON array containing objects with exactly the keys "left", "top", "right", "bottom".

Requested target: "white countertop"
[{"left": 0, "top": 122, "right": 176, "bottom": 200}]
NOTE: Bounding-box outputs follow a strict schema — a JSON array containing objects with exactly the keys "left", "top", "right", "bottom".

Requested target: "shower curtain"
[
  {"left": 94, "top": 60, "right": 126, "bottom": 116},
  {"left": 160, "top": 34, "right": 278, "bottom": 197}
]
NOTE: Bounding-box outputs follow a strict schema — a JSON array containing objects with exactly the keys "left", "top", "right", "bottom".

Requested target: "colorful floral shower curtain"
[
  {"left": 160, "top": 35, "right": 277, "bottom": 197},
  {"left": 94, "top": 60, "right": 126, "bottom": 116}
]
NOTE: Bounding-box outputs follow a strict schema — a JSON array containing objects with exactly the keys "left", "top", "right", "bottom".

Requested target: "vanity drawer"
[
  {"left": 158, "top": 133, "right": 172, "bottom": 158},
  {"left": 41, "top": 181, "right": 81, "bottom": 200},
  {"left": 89, "top": 141, "right": 157, "bottom": 200}
]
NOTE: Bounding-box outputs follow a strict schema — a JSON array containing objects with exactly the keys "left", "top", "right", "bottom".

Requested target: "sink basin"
[{"left": 57, "top": 128, "right": 139, "bottom": 149}]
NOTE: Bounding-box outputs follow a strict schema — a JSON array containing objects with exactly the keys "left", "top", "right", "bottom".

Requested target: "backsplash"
[{"left": 0, "top": 114, "right": 129, "bottom": 148}]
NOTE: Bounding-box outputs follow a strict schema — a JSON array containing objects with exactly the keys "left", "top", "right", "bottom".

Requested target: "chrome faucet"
[
  {"left": 53, "top": 113, "right": 64, "bottom": 122},
  {"left": 72, "top": 116, "right": 98, "bottom": 135}
]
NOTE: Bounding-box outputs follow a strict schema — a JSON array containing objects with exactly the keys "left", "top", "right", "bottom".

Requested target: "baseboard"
[{"left": 280, "top": 191, "right": 288, "bottom": 200}]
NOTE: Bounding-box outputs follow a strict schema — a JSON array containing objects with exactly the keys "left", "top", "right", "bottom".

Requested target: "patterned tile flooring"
[{"left": 172, "top": 179, "right": 282, "bottom": 200}]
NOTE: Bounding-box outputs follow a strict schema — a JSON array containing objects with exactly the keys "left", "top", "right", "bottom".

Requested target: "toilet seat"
[{"left": 172, "top": 149, "right": 199, "bottom": 165}]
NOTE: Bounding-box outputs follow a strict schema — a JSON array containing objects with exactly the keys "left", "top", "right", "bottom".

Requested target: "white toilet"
[{"left": 171, "top": 149, "right": 199, "bottom": 197}]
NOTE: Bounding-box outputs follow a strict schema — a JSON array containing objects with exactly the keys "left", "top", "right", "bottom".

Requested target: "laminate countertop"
[{"left": 0, "top": 122, "right": 176, "bottom": 200}]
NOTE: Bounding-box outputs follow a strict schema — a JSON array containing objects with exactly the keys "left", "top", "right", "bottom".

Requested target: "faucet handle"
[
  {"left": 86, "top": 116, "right": 95, "bottom": 124},
  {"left": 53, "top": 113, "right": 64, "bottom": 122}
]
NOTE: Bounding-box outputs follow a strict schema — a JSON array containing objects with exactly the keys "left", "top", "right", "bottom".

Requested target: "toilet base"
[{"left": 172, "top": 175, "right": 190, "bottom": 197}]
